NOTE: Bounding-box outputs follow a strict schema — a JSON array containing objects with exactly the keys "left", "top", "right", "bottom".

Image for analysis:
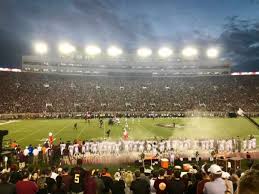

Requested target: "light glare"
[
  {"left": 137, "top": 47, "right": 152, "bottom": 57},
  {"left": 107, "top": 46, "right": 123, "bottom": 57},
  {"left": 34, "top": 42, "right": 48, "bottom": 55},
  {"left": 85, "top": 45, "right": 101, "bottom": 56},
  {"left": 182, "top": 47, "right": 198, "bottom": 57},
  {"left": 158, "top": 47, "right": 173, "bottom": 58},
  {"left": 207, "top": 48, "right": 219, "bottom": 58},
  {"left": 58, "top": 42, "right": 76, "bottom": 55}
]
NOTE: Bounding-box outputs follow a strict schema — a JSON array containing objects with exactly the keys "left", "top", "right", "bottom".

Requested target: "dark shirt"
[
  {"left": 37, "top": 188, "right": 48, "bottom": 194},
  {"left": 130, "top": 177, "right": 150, "bottom": 194},
  {"left": 84, "top": 176, "right": 97, "bottom": 194},
  {"left": 94, "top": 177, "right": 105, "bottom": 194},
  {"left": 154, "top": 178, "right": 169, "bottom": 194},
  {"left": 62, "top": 174, "right": 72, "bottom": 193},
  {"left": 70, "top": 166, "right": 86, "bottom": 193},
  {"left": 0, "top": 183, "right": 16, "bottom": 194},
  {"left": 46, "top": 177, "right": 57, "bottom": 194},
  {"left": 168, "top": 179, "right": 185, "bottom": 194},
  {"left": 101, "top": 175, "right": 113, "bottom": 194},
  {"left": 111, "top": 180, "right": 125, "bottom": 194}
]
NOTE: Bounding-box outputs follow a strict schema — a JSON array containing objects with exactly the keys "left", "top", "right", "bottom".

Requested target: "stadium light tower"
[
  {"left": 85, "top": 45, "right": 102, "bottom": 56},
  {"left": 137, "top": 47, "right": 152, "bottom": 57},
  {"left": 58, "top": 42, "right": 76, "bottom": 55},
  {"left": 158, "top": 47, "right": 173, "bottom": 58},
  {"left": 182, "top": 47, "right": 198, "bottom": 57},
  {"left": 206, "top": 48, "right": 219, "bottom": 58},
  {"left": 34, "top": 42, "right": 48, "bottom": 55},
  {"left": 107, "top": 46, "right": 123, "bottom": 57}
]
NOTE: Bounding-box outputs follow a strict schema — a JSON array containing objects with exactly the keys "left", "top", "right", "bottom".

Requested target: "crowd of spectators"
[
  {"left": 0, "top": 72, "right": 258, "bottom": 113},
  {"left": 0, "top": 159, "right": 259, "bottom": 194}
]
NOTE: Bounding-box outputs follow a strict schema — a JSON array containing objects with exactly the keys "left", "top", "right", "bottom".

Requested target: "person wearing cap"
[
  {"left": 111, "top": 172, "right": 125, "bottom": 194},
  {"left": 221, "top": 172, "right": 233, "bottom": 194},
  {"left": 203, "top": 164, "right": 226, "bottom": 194},
  {"left": 197, "top": 164, "right": 211, "bottom": 194}
]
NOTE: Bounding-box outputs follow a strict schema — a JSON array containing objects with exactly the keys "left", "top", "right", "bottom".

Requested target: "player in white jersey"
[
  {"left": 201, "top": 141, "right": 206, "bottom": 150},
  {"left": 147, "top": 143, "right": 152, "bottom": 152},
  {"left": 166, "top": 140, "right": 171, "bottom": 151},
  {"left": 178, "top": 141, "right": 183, "bottom": 150},
  {"left": 81, "top": 142, "right": 86, "bottom": 154},
  {"left": 228, "top": 140, "right": 232, "bottom": 152},
  {"left": 243, "top": 138, "right": 247, "bottom": 151},
  {"left": 252, "top": 138, "right": 256, "bottom": 149},
  {"left": 37, "top": 144, "right": 42, "bottom": 153},
  {"left": 115, "top": 144, "right": 120, "bottom": 154},
  {"left": 248, "top": 139, "right": 252, "bottom": 150},
  {"left": 205, "top": 140, "right": 210, "bottom": 150},
  {"left": 152, "top": 145, "right": 157, "bottom": 156},
  {"left": 172, "top": 140, "right": 177, "bottom": 150},
  {"left": 183, "top": 140, "right": 188, "bottom": 150},
  {"left": 74, "top": 143, "right": 79, "bottom": 154},
  {"left": 159, "top": 142, "right": 165, "bottom": 153},
  {"left": 221, "top": 140, "right": 226, "bottom": 151},
  {"left": 93, "top": 143, "right": 98, "bottom": 154},
  {"left": 60, "top": 143, "right": 66, "bottom": 155},
  {"left": 124, "top": 142, "right": 129, "bottom": 152},
  {"left": 210, "top": 140, "right": 214, "bottom": 150},
  {"left": 68, "top": 144, "right": 74, "bottom": 156},
  {"left": 139, "top": 143, "right": 144, "bottom": 153},
  {"left": 193, "top": 140, "right": 198, "bottom": 150}
]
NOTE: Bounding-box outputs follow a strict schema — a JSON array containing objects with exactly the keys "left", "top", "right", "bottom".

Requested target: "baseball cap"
[
  {"left": 208, "top": 164, "right": 222, "bottom": 174},
  {"left": 222, "top": 171, "right": 230, "bottom": 179},
  {"left": 114, "top": 172, "right": 121, "bottom": 181}
]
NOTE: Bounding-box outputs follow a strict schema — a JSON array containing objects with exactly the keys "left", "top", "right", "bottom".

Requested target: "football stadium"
[{"left": 1, "top": 1, "right": 259, "bottom": 194}]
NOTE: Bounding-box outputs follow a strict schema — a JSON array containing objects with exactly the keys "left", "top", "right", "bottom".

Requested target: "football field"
[{"left": 1, "top": 117, "right": 259, "bottom": 147}]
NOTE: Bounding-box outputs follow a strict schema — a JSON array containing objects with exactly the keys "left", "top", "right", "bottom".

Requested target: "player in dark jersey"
[
  {"left": 70, "top": 159, "right": 86, "bottom": 193},
  {"left": 74, "top": 123, "right": 78, "bottom": 130}
]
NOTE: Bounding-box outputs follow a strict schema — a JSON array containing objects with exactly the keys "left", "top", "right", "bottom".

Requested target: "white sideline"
[{"left": 0, "top": 120, "right": 20, "bottom": 126}]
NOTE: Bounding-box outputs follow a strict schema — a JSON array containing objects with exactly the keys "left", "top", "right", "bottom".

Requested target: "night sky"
[{"left": 0, "top": 0, "right": 259, "bottom": 70}]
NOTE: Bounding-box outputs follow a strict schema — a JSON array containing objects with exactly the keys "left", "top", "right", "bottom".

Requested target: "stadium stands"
[{"left": 0, "top": 72, "right": 258, "bottom": 113}]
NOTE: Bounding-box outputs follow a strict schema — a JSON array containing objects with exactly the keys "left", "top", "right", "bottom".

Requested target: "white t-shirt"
[
  {"left": 33, "top": 149, "right": 39, "bottom": 156},
  {"left": 23, "top": 149, "right": 29, "bottom": 156},
  {"left": 51, "top": 172, "right": 58, "bottom": 180}
]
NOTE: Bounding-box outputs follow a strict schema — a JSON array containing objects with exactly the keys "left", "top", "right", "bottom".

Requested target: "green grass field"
[{"left": 1, "top": 117, "right": 259, "bottom": 147}]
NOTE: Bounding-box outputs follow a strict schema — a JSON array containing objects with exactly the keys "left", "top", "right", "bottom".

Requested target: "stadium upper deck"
[{"left": 22, "top": 45, "right": 230, "bottom": 76}]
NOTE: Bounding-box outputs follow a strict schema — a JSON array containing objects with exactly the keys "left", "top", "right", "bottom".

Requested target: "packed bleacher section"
[
  {"left": 0, "top": 159, "right": 259, "bottom": 194},
  {"left": 0, "top": 72, "right": 258, "bottom": 113}
]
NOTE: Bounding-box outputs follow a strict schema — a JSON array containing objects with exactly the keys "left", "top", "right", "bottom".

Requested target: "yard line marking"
[
  {"left": 0, "top": 120, "right": 20, "bottom": 125},
  {"left": 53, "top": 120, "right": 73, "bottom": 137},
  {"left": 77, "top": 122, "right": 88, "bottom": 139}
]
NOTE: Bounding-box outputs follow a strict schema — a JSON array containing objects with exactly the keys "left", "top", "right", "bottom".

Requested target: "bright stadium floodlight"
[
  {"left": 85, "top": 45, "right": 102, "bottom": 56},
  {"left": 182, "top": 47, "right": 198, "bottom": 57},
  {"left": 34, "top": 42, "right": 48, "bottom": 55},
  {"left": 206, "top": 48, "right": 219, "bottom": 58},
  {"left": 158, "top": 47, "right": 173, "bottom": 58},
  {"left": 137, "top": 47, "right": 152, "bottom": 57},
  {"left": 107, "top": 46, "right": 123, "bottom": 57},
  {"left": 58, "top": 42, "right": 76, "bottom": 55}
]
